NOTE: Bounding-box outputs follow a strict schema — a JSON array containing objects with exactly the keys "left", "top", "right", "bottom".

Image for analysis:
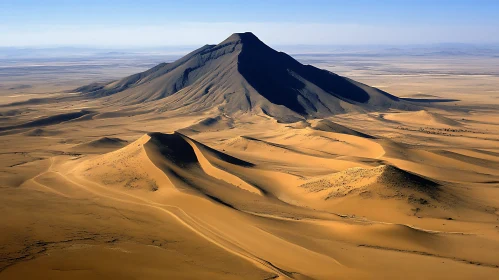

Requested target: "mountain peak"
[
  {"left": 221, "top": 32, "right": 264, "bottom": 45},
  {"left": 78, "top": 32, "right": 406, "bottom": 122}
]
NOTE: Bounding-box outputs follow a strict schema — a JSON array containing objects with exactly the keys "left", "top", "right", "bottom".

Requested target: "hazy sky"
[{"left": 1, "top": 0, "right": 498, "bottom": 47}]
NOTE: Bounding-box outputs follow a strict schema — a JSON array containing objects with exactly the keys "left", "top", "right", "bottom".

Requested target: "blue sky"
[{"left": 1, "top": 0, "right": 498, "bottom": 46}]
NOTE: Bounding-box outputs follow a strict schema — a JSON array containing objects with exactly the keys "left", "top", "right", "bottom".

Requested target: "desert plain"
[{"left": 1, "top": 34, "right": 499, "bottom": 279}]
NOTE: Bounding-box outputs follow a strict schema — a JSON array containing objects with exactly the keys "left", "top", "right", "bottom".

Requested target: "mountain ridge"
[{"left": 77, "top": 32, "right": 414, "bottom": 122}]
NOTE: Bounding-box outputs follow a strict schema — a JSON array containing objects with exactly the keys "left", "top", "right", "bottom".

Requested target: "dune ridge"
[
  {"left": 384, "top": 110, "right": 462, "bottom": 127},
  {"left": 310, "top": 119, "right": 375, "bottom": 138},
  {"left": 80, "top": 132, "right": 262, "bottom": 197},
  {"left": 300, "top": 165, "right": 440, "bottom": 205}
]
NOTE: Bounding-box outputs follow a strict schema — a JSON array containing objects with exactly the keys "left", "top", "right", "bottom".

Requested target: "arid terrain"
[{"left": 1, "top": 33, "right": 499, "bottom": 280}]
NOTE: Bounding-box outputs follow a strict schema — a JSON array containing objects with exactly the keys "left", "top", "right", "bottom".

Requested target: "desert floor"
[{"left": 1, "top": 53, "right": 498, "bottom": 279}]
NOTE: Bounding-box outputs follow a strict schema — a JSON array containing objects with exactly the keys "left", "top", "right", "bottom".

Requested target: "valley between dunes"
[{"left": 1, "top": 101, "right": 499, "bottom": 280}]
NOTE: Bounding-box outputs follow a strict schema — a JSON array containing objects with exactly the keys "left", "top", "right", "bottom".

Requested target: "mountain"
[{"left": 77, "top": 32, "right": 412, "bottom": 122}]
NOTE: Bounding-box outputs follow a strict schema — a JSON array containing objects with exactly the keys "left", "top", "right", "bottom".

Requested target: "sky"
[{"left": 1, "top": 0, "right": 498, "bottom": 47}]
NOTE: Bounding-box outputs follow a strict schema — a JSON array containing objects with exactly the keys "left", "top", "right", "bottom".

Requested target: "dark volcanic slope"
[
  {"left": 78, "top": 32, "right": 411, "bottom": 122},
  {"left": 236, "top": 33, "right": 384, "bottom": 114}
]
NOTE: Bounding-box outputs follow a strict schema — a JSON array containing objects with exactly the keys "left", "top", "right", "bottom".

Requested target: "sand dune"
[
  {"left": 23, "top": 128, "right": 61, "bottom": 137},
  {"left": 384, "top": 110, "right": 462, "bottom": 127},
  {"left": 0, "top": 110, "right": 92, "bottom": 132},
  {"left": 297, "top": 165, "right": 446, "bottom": 219},
  {"left": 2, "top": 111, "right": 499, "bottom": 279},
  {"left": 299, "top": 165, "right": 439, "bottom": 201},
  {"left": 180, "top": 115, "right": 235, "bottom": 133},
  {"left": 5, "top": 128, "right": 491, "bottom": 279},
  {"left": 310, "top": 119, "right": 375, "bottom": 138},
  {"left": 70, "top": 137, "right": 128, "bottom": 153},
  {"left": 78, "top": 132, "right": 262, "bottom": 197}
]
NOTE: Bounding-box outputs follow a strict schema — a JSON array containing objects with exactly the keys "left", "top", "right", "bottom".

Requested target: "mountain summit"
[{"left": 78, "top": 32, "right": 410, "bottom": 122}]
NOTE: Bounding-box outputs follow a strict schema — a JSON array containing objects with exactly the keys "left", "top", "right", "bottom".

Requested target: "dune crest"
[
  {"left": 23, "top": 128, "right": 61, "bottom": 137},
  {"left": 180, "top": 115, "right": 235, "bottom": 133},
  {"left": 78, "top": 132, "right": 262, "bottom": 196},
  {"left": 384, "top": 110, "right": 462, "bottom": 127},
  {"left": 71, "top": 137, "right": 128, "bottom": 152},
  {"left": 300, "top": 165, "right": 440, "bottom": 203},
  {"left": 310, "top": 119, "right": 375, "bottom": 138}
]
